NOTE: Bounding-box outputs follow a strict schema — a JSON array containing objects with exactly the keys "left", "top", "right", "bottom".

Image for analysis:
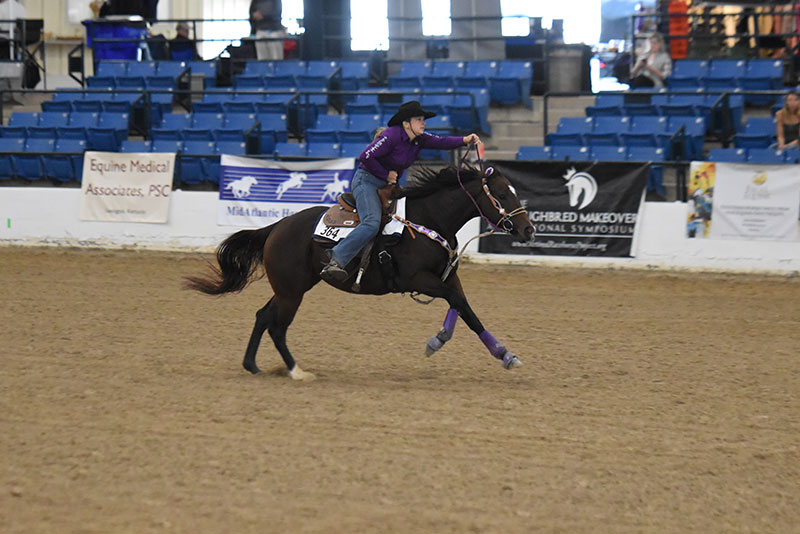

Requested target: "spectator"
[
  {"left": 250, "top": 0, "right": 286, "bottom": 60},
  {"left": 0, "top": 0, "right": 26, "bottom": 60},
  {"left": 170, "top": 21, "right": 199, "bottom": 61},
  {"left": 774, "top": 90, "right": 800, "bottom": 150},
  {"left": 629, "top": 32, "right": 672, "bottom": 89}
]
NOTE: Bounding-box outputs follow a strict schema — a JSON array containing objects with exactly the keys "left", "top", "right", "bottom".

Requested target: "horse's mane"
[{"left": 399, "top": 165, "right": 482, "bottom": 199}]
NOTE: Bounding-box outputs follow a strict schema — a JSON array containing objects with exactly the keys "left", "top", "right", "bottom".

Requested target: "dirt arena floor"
[{"left": 1, "top": 246, "right": 799, "bottom": 533}]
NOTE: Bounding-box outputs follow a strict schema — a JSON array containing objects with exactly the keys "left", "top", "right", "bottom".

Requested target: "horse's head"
[{"left": 473, "top": 166, "right": 534, "bottom": 242}]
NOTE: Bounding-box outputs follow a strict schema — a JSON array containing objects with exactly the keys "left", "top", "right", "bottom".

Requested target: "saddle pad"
[{"left": 314, "top": 198, "right": 406, "bottom": 243}]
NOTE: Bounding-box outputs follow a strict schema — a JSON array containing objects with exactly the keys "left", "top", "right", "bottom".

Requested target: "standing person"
[
  {"left": 320, "top": 100, "right": 482, "bottom": 283},
  {"left": 629, "top": 32, "right": 672, "bottom": 88},
  {"left": 774, "top": 90, "right": 800, "bottom": 149},
  {"left": 250, "top": 0, "right": 285, "bottom": 60}
]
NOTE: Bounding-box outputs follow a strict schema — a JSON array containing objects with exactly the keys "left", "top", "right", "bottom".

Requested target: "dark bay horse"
[{"left": 184, "top": 163, "right": 534, "bottom": 380}]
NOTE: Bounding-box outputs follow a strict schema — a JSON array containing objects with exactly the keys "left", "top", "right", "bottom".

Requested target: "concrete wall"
[{"left": 2, "top": 188, "right": 798, "bottom": 274}]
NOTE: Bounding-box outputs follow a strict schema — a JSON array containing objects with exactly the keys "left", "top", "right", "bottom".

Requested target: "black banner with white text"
[{"left": 481, "top": 161, "right": 648, "bottom": 257}]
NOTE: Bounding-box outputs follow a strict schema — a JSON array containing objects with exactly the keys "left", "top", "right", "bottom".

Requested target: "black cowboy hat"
[{"left": 387, "top": 100, "right": 437, "bottom": 127}]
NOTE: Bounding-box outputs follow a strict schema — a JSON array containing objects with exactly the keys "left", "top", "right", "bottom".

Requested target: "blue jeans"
[{"left": 331, "top": 168, "right": 384, "bottom": 266}]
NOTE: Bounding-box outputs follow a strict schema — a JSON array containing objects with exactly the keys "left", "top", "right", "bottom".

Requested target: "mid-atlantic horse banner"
[
  {"left": 218, "top": 155, "right": 356, "bottom": 227},
  {"left": 481, "top": 161, "right": 648, "bottom": 257}
]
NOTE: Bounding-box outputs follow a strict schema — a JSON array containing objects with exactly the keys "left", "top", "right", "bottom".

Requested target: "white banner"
[
  {"left": 708, "top": 163, "right": 800, "bottom": 241},
  {"left": 79, "top": 151, "right": 176, "bottom": 223},
  {"left": 218, "top": 155, "right": 356, "bottom": 227}
]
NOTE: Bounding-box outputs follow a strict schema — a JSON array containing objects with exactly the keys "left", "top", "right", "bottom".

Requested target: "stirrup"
[{"left": 320, "top": 259, "right": 348, "bottom": 282}]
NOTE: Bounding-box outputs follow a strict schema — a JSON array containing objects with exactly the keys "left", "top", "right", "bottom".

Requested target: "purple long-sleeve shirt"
[{"left": 358, "top": 125, "right": 465, "bottom": 181}]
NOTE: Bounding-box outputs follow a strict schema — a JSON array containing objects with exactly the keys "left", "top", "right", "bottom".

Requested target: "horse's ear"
[{"left": 484, "top": 167, "right": 494, "bottom": 176}]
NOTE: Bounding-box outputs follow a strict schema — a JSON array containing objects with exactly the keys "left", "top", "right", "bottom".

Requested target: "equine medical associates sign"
[
  {"left": 687, "top": 161, "right": 800, "bottom": 241},
  {"left": 483, "top": 161, "right": 648, "bottom": 257},
  {"left": 218, "top": 155, "right": 355, "bottom": 227},
  {"left": 79, "top": 151, "right": 175, "bottom": 223}
]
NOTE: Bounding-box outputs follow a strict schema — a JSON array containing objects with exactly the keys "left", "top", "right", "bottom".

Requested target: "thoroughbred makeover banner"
[
  {"left": 218, "top": 155, "right": 355, "bottom": 227},
  {"left": 687, "top": 161, "right": 800, "bottom": 241},
  {"left": 79, "top": 151, "right": 175, "bottom": 223},
  {"left": 482, "top": 161, "right": 648, "bottom": 257}
]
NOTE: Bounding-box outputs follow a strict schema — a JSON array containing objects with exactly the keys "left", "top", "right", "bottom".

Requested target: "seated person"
[
  {"left": 629, "top": 32, "right": 672, "bottom": 89},
  {"left": 169, "top": 21, "right": 199, "bottom": 61},
  {"left": 774, "top": 90, "right": 800, "bottom": 150}
]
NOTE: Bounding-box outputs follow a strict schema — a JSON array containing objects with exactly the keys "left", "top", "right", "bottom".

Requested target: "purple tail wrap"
[{"left": 479, "top": 330, "right": 506, "bottom": 359}]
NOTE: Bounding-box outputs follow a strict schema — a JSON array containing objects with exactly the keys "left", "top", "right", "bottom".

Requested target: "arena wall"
[{"left": 1, "top": 188, "right": 798, "bottom": 274}]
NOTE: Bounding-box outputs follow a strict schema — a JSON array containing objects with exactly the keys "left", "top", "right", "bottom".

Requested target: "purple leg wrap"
[
  {"left": 442, "top": 308, "right": 458, "bottom": 337},
  {"left": 479, "top": 330, "right": 506, "bottom": 359}
]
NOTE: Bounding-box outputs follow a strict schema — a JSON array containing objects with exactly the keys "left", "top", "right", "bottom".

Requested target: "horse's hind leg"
[
  {"left": 242, "top": 297, "right": 275, "bottom": 374},
  {"left": 425, "top": 308, "right": 459, "bottom": 356},
  {"left": 267, "top": 294, "right": 315, "bottom": 381}
]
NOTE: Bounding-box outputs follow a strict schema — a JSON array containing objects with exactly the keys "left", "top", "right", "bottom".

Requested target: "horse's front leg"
[{"left": 414, "top": 272, "right": 521, "bottom": 369}]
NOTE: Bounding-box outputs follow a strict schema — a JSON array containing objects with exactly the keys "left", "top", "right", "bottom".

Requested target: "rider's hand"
[
  {"left": 387, "top": 171, "right": 398, "bottom": 185},
  {"left": 463, "top": 134, "right": 481, "bottom": 146}
]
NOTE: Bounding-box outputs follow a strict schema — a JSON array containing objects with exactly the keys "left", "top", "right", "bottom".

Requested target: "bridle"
[{"left": 456, "top": 144, "right": 527, "bottom": 233}]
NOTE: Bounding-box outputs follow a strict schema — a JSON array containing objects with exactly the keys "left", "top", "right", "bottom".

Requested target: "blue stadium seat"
[
  {"left": 305, "top": 114, "right": 348, "bottom": 143},
  {"left": 344, "top": 93, "right": 380, "bottom": 115},
  {"left": 275, "top": 141, "right": 308, "bottom": 159},
  {"left": 41, "top": 99, "right": 74, "bottom": 112},
  {"left": 707, "top": 148, "right": 746, "bottom": 162},
  {"left": 420, "top": 92, "right": 454, "bottom": 115},
  {"left": 705, "top": 59, "right": 745, "bottom": 91},
  {"left": 39, "top": 112, "right": 70, "bottom": 128},
  {"left": 516, "top": 145, "right": 552, "bottom": 160},
  {"left": 556, "top": 117, "right": 594, "bottom": 135},
  {"left": 341, "top": 113, "right": 381, "bottom": 143},
  {"left": 546, "top": 131, "right": 585, "bottom": 146},
  {"left": 222, "top": 101, "right": 257, "bottom": 114},
  {"left": 0, "top": 138, "right": 24, "bottom": 178},
  {"left": 628, "top": 147, "right": 666, "bottom": 195},
  {"left": 126, "top": 61, "right": 157, "bottom": 78},
  {"left": 742, "top": 59, "right": 783, "bottom": 105},
  {"left": 446, "top": 89, "right": 491, "bottom": 134},
  {"left": 28, "top": 125, "right": 59, "bottom": 139},
  {"left": 44, "top": 139, "right": 86, "bottom": 182},
  {"left": 151, "top": 128, "right": 183, "bottom": 141},
  {"left": 121, "top": 140, "right": 153, "bottom": 152},
  {"left": 16, "top": 138, "right": 54, "bottom": 180},
  {"left": 256, "top": 112, "right": 289, "bottom": 153},
  {"left": 746, "top": 148, "right": 788, "bottom": 164},
  {"left": 585, "top": 93, "right": 624, "bottom": 116},
  {"left": 72, "top": 99, "right": 104, "bottom": 113},
  {"left": 87, "top": 76, "right": 116, "bottom": 89},
  {"left": 242, "top": 61, "right": 274, "bottom": 76},
  {"left": 668, "top": 116, "right": 706, "bottom": 159},
  {"left": 591, "top": 146, "right": 626, "bottom": 161},
  {"left": 388, "top": 60, "right": 431, "bottom": 89},
  {"left": 489, "top": 60, "right": 532, "bottom": 107},
  {"left": 551, "top": 145, "right": 590, "bottom": 161},
  {"left": 588, "top": 116, "right": 630, "bottom": 145},
  {"left": 180, "top": 140, "right": 216, "bottom": 184},
  {"left": 733, "top": 117, "right": 775, "bottom": 149},
  {"left": 8, "top": 112, "right": 39, "bottom": 128},
  {"left": 422, "top": 61, "right": 465, "bottom": 88},
  {"left": 152, "top": 139, "right": 183, "bottom": 153},
  {"left": 273, "top": 60, "right": 307, "bottom": 78},
  {"left": 188, "top": 60, "right": 218, "bottom": 88},
  {"left": 69, "top": 112, "right": 99, "bottom": 128},
  {"left": 156, "top": 61, "right": 188, "bottom": 79},
  {"left": 456, "top": 60, "right": 498, "bottom": 89},
  {"left": 339, "top": 142, "right": 364, "bottom": 158},
  {"left": 160, "top": 113, "right": 192, "bottom": 130},
  {"left": 215, "top": 141, "right": 247, "bottom": 155},
  {"left": 95, "top": 61, "right": 127, "bottom": 78},
  {"left": 339, "top": 60, "right": 369, "bottom": 98},
  {"left": 192, "top": 112, "right": 225, "bottom": 130},
  {"left": 667, "top": 59, "right": 709, "bottom": 90},
  {"left": 307, "top": 142, "right": 342, "bottom": 159},
  {"left": 87, "top": 112, "right": 129, "bottom": 151}
]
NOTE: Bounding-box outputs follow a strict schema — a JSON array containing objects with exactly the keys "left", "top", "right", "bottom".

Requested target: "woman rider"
[{"left": 320, "top": 100, "right": 481, "bottom": 283}]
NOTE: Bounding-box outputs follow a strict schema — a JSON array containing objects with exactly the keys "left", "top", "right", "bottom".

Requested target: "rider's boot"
[{"left": 320, "top": 255, "right": 348, "bottom": 283}]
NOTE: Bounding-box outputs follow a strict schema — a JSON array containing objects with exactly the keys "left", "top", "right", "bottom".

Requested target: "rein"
[{"left": 396, "top": 144, "right": 528, "bottom": 303}]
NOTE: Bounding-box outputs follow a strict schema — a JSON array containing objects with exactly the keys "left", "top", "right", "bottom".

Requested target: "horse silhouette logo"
[
  {"left": 563, "top": 167, "right": 598, "bottom": 210},
  {"left": 321, "top": 172, "right": 349, "bottom": 202},
  {"left": 276, "top": 171, "right": 307, "bottom": 199},
  {"left": 225, "top": 176, "right": 258, "bottom": 199}
]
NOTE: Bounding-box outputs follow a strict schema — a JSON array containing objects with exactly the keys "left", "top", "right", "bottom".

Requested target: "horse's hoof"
[
  {"left": 243, "top": 362, "right": 261, "bottom": 375},
  {"left": 425, "top": 335, "right": 444, "bottom": 356},
  {"left": 502, "top": 352, "right": 522, "bottom": 370},
  {"left": 289, "top": 365, "right": 316, "bottom": 381}
]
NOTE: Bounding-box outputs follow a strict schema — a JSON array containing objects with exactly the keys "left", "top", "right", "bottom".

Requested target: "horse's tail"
[{"left": 183, "top": 225, "right": 275, "bottom": 295}]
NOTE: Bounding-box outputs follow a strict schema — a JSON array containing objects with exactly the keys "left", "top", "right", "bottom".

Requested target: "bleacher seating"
[{"left": 733, "top": 117, "right": 775, "bottom": 149}]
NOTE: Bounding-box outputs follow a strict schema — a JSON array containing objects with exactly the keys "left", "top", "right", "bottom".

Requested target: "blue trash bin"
[{"left": 83, "top": 17, "right": 148, "bottom": 61}]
